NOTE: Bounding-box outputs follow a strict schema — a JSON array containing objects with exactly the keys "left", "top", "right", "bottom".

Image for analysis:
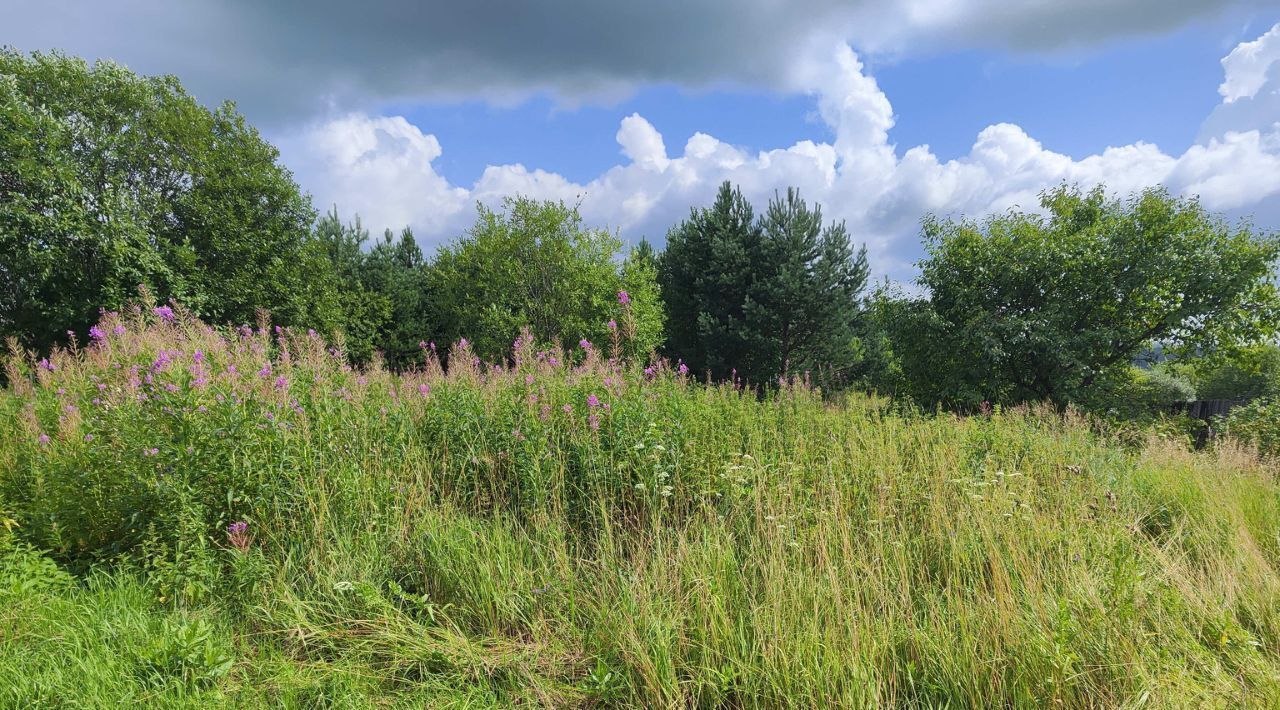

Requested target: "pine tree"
[
  {"left": 660, "top": 182, "right": 869, "bottom": 388},
  {"left": 752, "top": 188, "right": 869, "bottom": 384},
  {"left": 659, "top": 181, "right": 762, "bottom": 380}
]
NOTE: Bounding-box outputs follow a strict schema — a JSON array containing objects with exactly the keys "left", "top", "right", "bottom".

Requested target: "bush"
[{"left": 1222, "top": 397, "right": 1280, "bottom": 459}]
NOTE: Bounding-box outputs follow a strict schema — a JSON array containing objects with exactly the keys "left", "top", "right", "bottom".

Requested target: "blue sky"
[{"left": 7, "top": 1, "right": 1280, "bottom": 277}]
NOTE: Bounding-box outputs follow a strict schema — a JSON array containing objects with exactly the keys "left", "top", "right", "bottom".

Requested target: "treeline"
[{"left": 5, "top": 51, "right": 1280, "bottom": 414}]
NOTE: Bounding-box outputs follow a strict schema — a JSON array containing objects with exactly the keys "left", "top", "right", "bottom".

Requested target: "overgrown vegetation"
[{"left": 3, "top": 308, "right": 1280, "bottom": 707}]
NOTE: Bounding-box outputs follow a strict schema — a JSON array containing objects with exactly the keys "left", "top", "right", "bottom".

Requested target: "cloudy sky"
[{"left": 6, "top": 1, "right": 1280, "bottom": 278}]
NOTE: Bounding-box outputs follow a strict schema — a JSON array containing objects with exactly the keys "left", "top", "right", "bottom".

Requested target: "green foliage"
[
  {"left": 872, "top": 184, "right": 1280, "bottom": 409},
  {"left": 1172, "top": 343, "right": 1280, "bottom": 401},
  {"left": 3, "top": 307, "right": 1280, "bottom": 706},
  {"left": 1222, "top": 397, "right": 1280, "bottom": 459},
  {"left": 660, "top": 182, "right": 869, "bottom": 386},
  {"left": 1077, "top": 365, "right": 1196, "bottom": 420},
  {"left": 428, "top": 197, "right": 662, "bottom": 361},
  {"left": 0, "top": 51, "right": 341, "bottom": 352}
]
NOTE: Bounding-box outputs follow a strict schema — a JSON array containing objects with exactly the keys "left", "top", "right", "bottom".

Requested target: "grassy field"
[{"left": 2, "top": 306, "right": 1280, "bottom": 707}]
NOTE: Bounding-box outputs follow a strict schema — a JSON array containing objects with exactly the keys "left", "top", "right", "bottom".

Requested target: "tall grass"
[{"left": 2, "top": 304, "right": 1279, "bottom": 707}]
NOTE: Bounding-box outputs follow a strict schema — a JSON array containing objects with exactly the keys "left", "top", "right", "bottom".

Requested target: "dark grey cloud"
[{"left": 3, "top": 0, "right": 1274, "bottom": 124}]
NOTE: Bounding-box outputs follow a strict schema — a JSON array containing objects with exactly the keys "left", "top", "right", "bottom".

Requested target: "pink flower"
[
  {"left": 37, "top": 358, "right": 55, "bottom": 372},
  {"left": 677, "top": 361, "right": 689, "bottom": 375},
  {"left": 274, "top": 375, "right": 289, "bottom": 390},
  {"left": 37, "top": 433, "right": 50, "bottom": 445},
  {"left": 143, "top": 447, "right": 159, "bottom": 456},
  {"left": 607, "top": 319, "right": 617, "bottom": 330},
  {"left": 587, "top": 394, "right": 600, "bottom": 408},
  {"left": 417, "top": 383, "right": 430, "bottom": 397},
  {"left": 617, "top": 290, "right": 630, "bottom": 305},
  {"left": 89, "top": 325, "right": 106, "bottom": 341},
  {"left": 153, "top": 305, "right": 175, "bottom": 322},
  {"left": 84, "top": 433, "right": 94, "bottom": 442},
  {"left": 579, "top": 339, "right": 592, "bottom": 350},
  {"left": 112, "top": 324, "right": 127, "bottom": 336},
  {"left": 562, "top": 404, "right": 573, "bottom": 414}
]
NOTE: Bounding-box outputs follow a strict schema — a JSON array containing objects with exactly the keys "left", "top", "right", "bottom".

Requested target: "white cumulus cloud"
[{"left": 280, "top": 23, "right": 1280, "bottom": 280}]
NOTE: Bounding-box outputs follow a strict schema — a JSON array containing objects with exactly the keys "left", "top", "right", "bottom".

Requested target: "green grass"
[{"left": 2, "top": 307, "right": 1280, "bottom": 707}]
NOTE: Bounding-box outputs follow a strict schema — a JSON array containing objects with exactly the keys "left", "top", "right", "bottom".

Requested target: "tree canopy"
[
  {"left": 870, "top": 185, "right": 1280, "bottom": 408},
  {"left": 0, "top": 50, "right": 339, "bottom": 352},
  {"left": 660, "top": 181, "right": 868, "bottom": 387},
  {"left": 428, "top": 197, "right": 663, "bottom": 362}
]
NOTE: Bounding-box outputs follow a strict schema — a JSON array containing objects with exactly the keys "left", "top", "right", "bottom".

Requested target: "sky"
[{"left": 6, "top": 1, "right": 1280, "bottom": 279}]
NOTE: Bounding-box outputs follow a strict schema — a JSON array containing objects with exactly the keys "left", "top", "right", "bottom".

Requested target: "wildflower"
[
  {"left": 525, "top": 374, "right": 535, "bottom": 385},
  {"left": 258, "top": 363, "right": 272, "bottom": 378},
  {"left": 417, "top": 383, "right": 430, "bottom": 397},
  {"left": 579, "top": 338, "right": 592, "bottom": 350},
  {"left": 84, "top": 433, "right": 94, "bottom": 442},
  {"left": 587, "top": 394, "right": 600, "bottom": 408},
  {"left": 588, "top": 414, "right": 600, "bottom": 431},
  {"left": 144, "top": 447, "right": 159, "bottom": 456},
  {"left": 458, "top": 337, "right": 469, "bottom": 348},
  {"left": 644, "top": 366, "right": 655, "bottom": 378},
  {"left": 197, "top": 405, "right": 207, "bottom": 413},
  {"left": 274, "top": 375, "right": 288, "bottom": 390},
  {"left": 548, "top": 356, "right": 559, "bottom": 366},
  {"left": 92, "top": 398, "right": 102, "bottom": 406},
  {"left": 153, "top": 305, "right": 175, "bottom": 322},
  {"left": 308, "top": 329, "right": 317, "bottom": 337},
  {"left": 193, "top": 350, "right": 204, "bottom": 363},
  {"left": 89, "top": 325, "right": 106, "bottom": 341},
  {"left": 607, "top": 319, "right": 617, "bottom": 331},
  {"left": 112, "top": 324, "right": 126, "bottom": 336},
  {"left": 37, "top": 433, "right": 50, "bottom": 445},
  {"left": 562, "top": 404, "right": 573, "bottom": 414},
  {"left": 617, "top": 290, "right": 630, "bottom": 305},
  {"left": 227, "top": 521, "right": 250, "bottom": 553},
  {"left": 37, "top": 358, "right": 55, "bottom": 372},
  {"left": 678, "top": 360, "right": 689, "bottom": 375},
  {"left": 419, "top": 340, "right": 428, "bottom": 350}
]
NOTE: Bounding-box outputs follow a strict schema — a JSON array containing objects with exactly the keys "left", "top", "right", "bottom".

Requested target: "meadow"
[{"left": 2, "top": 304, "right": 1280, "bottom": 708}]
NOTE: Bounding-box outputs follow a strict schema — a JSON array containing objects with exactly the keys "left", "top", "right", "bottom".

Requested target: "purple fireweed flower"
[
  {"left": 274, "top": 375, "right": 288, "bottom": 390},
  {"left": 197, "top": 405, "right": 208, "bottom": 413},
  {"left": 588, "top": 414, "right": 600, "bottom": 431},
  {"left": 644, "top": 366, "right": 655, "bottom": 378},
  {"left": 308, "top": 328, "right": 317, "bottom": 337},
  {"left": 579, "top": 338, "right": 592, "bottom": 350},
  {"left": 617, "top": 290, "right": 630, "bottom": 305},
  {"left": 92, "top": 398, "right": 102, "bottom": 406},
  {"left": 227, "top": 521, "right": 250, "bottom": 552},
  {"left": 112, "top": 324, "right": 126, "bottom": 336},
  {"left": 274, "top": 325, "right": 284, "bottom": 335},
  {"left": 419, "top": 341, "right": 428, "bottom": 350},
  {"left": 678, "top": 361, "right": 689, "bottom": 375},
  {"left": 193, "top": 350, "right": 205, "bottom": 363},
  {"left": 607, "top": 319, "right": 617, "bottom": 331},
  {"left": 56, "top": 388, "right": 65, "bottom": 396},
  {"left": 89, "top": 325, "right": 106, "bottom": 341},
  {"left": 562, "top": 404, "right": 573, "bottom": 414},
  {"left": 37, "top": 433, "right": 50, "bottom": 445},
  {"left": 97, "top": 383, "right": 107, "bottom": 391},
  {"left": 357, "top": 375, "right": 367, "bottom": 386},
  {"left": 37, "top": 358, "right": 55, "bottom": 372},
  {"left": 144, "top": 447, "right": 159, "bottom": 456},
  {"left": 525, "top": 375, "right": 535, "bottom": 385},
  {"left": 84, "top": 433, "right": 94, "bottom": 442},
  {"left": 457, "top": 338, "right": 469, "bottom": 348},
  {"left": 417, "top": 383, "right": 430, "bottom": 397},
  {"left": 429, "top": 341, "right": 437, "bottom": 352},
  {"left": 153, "top": 305, "right": 175, "bottom": 322},
  {"left": 587, "top": 394, "right": 600, "bottom": 408},
  {"left": 258, "top": 363, "right": 272, "bottom": 378},
  {"left": 151, "top": 351, "right": 171, "bottom": 372},
  {"left": 548, "top": 356, "right": 559, "bottom": 367},
  {"left": 165, "top": 383, "right": 179, "bottom": 393}
]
